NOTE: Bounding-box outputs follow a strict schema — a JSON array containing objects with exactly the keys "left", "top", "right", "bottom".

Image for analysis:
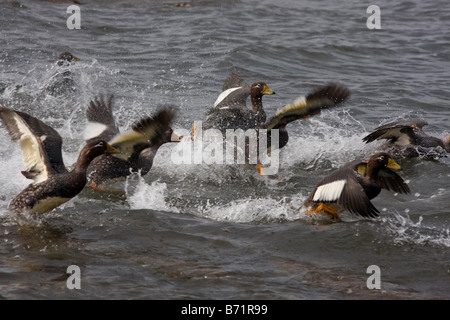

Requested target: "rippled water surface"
[{"left": 0, "top": 0, "right": 449, "bottom": 300}]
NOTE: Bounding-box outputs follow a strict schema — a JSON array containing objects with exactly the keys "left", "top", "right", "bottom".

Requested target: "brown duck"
[
  {"left": 302, "top": 152, "right": 410, "bottom": 219},
  {"left": 0, "top": 106, "right": 119, "bottom": 214}
]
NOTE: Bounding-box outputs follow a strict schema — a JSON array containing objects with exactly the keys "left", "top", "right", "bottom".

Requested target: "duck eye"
[{"left": 95, "top": 141, "right": 105, "bottom": 148}]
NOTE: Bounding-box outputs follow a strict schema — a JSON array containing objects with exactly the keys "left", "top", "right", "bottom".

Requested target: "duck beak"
[
  {"left": 387, "top": 158, "right": 401, "bottom": 170},
  {"left": 263, "top": 85, "right": 275, "bottom": 95},
  {"left": 105, "top": 143, "right": 120, "bottom": 154},
  {"left": 72, "top": 55, "right": 81, "bottom": 61},
  {"left": 171, "top": 131, "right": 183, "bottom": 142}
]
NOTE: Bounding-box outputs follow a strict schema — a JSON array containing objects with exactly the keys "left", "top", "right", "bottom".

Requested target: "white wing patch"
[
  {"left": 14, "top": 114, "right": 49, "bottom": 183},
  {"left": 312, "top": 179, "right": 347, "bottom": 202},
  {"left": 214, "top": 87, "right": 242, "bottom": 107},
  {"left": 84, "top": 121, "right": 108, "bottom": 141}
]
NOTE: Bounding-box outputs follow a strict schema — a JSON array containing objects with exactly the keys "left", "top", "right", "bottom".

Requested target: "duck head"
[
  {"left": 251, "top": 82, "right": 275, "bottom": 99},
  {"left": 78, "top": 140, "right": 120, "bottom": 166},
  {"left": 57, "top": 52, "right": 80, "bottom": 66}
]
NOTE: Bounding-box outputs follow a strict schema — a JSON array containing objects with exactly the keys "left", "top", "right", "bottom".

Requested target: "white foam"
[
  {"left": 380, "top": 212, "right": 450, "bottom": 248},
  {"left": 125, "top": 175, "right": 180, "bottom": 213},
  {"left": 278, "top": 109, "right": 373, "bottom": 170},
  {"left": 198, "top": 195, "right": 305, "bottom": 223},
  {"left": 0, "top": 143, "right": 28, "bottom": 210}
]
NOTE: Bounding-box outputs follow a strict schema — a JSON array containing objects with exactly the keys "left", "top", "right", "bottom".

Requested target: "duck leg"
[{"left": 308, "top": 203, "right": 340, "bottom": 220}]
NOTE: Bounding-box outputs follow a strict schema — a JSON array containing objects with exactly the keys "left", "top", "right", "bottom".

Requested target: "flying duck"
[
  {"left": 200, "top": 73, "right": 276, "bottom": 132},
  {"left": 43, "top": 52, "right": 80, "bottom": 96},
  {"left": 362, "top": 119, "right": 450, "bottom": 158},
  {"left": 0, "top": 106, "right": 119, "bottom": 214},
  {"left": 301, "top": 152, "right": 410, "bottom": 220},
  {"left": 84, "top": 95, "right": 181, "bottom": 191}
]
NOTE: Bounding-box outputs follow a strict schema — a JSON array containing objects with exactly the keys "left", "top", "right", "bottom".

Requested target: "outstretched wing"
[
  {"left": 338, "top": 177, "right": 380, "bottom": 218},
  {"left": 264, "top": 84, "right": 350, "bottom": 130},
  {"left": 362, "top": 119, "right": 428, "bottom": 145},
  {"left": 376, "top": 168, "right": 411, "bottom": 194},
  {"left": 222, "top": 72, "right": 249, "bottom": 91},
  {"left": 213, "top": 73, "right": 251, "bottom": 110},
  {"left": 108, "top": 107, "right": 177, "bottom": 161},
  {"left": 85, "top": 94, "right": 120, "bottom": 143},
  {"left": 0, "top": 107, "right": 65, "bottom": 183},
  {"left": 310, "top": 166, "right": 379, "bottom": 218}
]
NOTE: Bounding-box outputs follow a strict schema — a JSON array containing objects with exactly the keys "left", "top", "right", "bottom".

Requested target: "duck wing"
[
  {"left": 376, "top": 168, "right": 411, "bottom": 194},
  {"left": 222, "top": 72, "right": 250, "bottom": 91},
  {"left": 0, "top": 107, "right": 66, "bottom": 183},
  {"left": 309, "top": 165, "right": 379, "bottom": 218},
  {"left": 263, "top": 83, "right": 350, "bottom": 130},
  {"left": 338, "top": 176, "right": 380, "bottom": 218},
  {"left": 108, "top": 107, "right": 176, "bottom": 161},
  {"left": 213, "top": 73, "right": 251, "bottom": 110},
  {"left": 85, "top": 94, "right": 120, "bottom": 142},
  {"left": 362, "top": 119, "right": 428, "bottom": 145}
]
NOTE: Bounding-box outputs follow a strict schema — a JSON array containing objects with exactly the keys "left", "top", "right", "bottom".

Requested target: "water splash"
[
  {"left": 198, "top": 195, "right": 303, "bottom": 223},
  {"left": 279, "top": 109, "right": 374, "bottom": 171},
  {"left": 125, "top": 174, "right": 180, "bottom": 213},
  {"left": 380, "top": 211, "right": 450, "bottom": 248}
]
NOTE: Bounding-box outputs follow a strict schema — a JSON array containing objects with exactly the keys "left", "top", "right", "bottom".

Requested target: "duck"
[
  {"left": 43, "top": 51, "right": 80, "bottom": 96},
  {"left": 200, "top": 73, "right": 276, "bottom": 132},
  {"left": 195, "top": 75, "right": 350, "bottom": 175},
  {"left": 0, "top": 106, "right": 119, "bottom": 214},
  {"left": 362, "top": 119, "right": 450, "bottom": 158},
  {"left": 199, "top": 73, "right": 350, "bottom": 147},
  {"left": 56, "top": 52, "right": 80, "bottom": 66},
  {"left": 301, "top": 152, "right": 411, "bottom": 220},
  {"left": 84, "top": 95, "right": 181, "bottom": 191}
]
